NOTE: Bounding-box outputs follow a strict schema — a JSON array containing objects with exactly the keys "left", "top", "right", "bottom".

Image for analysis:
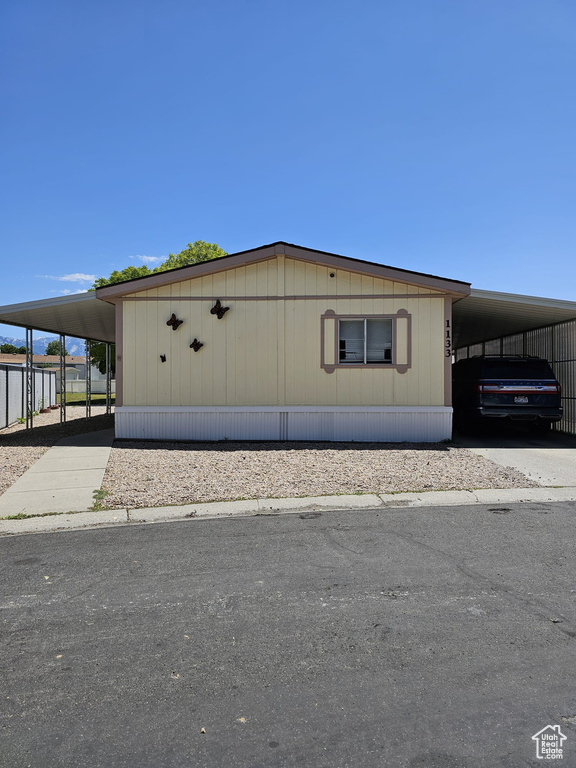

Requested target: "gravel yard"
[
  {"left": 0, "top": 413, "right": 541, "bottom": 510},
  {"left": 0, "top": 407, "right": 114, "bottom": 496},
  {"left": 101, "top": 439, "right": 538, "bottom": 509}
]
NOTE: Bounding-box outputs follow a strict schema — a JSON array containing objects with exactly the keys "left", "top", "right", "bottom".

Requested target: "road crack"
[{"left": 388, "top": 527, "right": 576, "bottom": 641}]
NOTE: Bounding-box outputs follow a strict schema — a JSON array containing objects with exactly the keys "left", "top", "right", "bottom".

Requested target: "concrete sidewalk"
[
  {"left": 2, "top": 485, "right": 576, "bottom": 536},
  {"left": 0, "top": 428, "right": 114, "bottom": 518}
]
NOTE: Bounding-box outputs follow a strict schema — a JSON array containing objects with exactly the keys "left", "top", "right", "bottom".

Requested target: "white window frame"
[{"left": 338, "top": 318, "right": 393, "bottom": 365}]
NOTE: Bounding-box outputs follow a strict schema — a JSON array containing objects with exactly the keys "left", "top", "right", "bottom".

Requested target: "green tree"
[
  {"left": 91, "top": 241, "right": 227, "bottom": 291},
  {"left": 92, "top": 265, "right": 153, "bottom": 289},
  {"left": 158, "top": 241, "right": 227, "bottom": 271},
  {"left": 2, "top": 343, "right": 44, "bottom": 355},
  {"left": 45, "top": 339, "right": 69, "bottom": 356},
  {"left": 89, "top": 240, "right": 227, "bottom": 375},
  {"left": 90, "top": 343, "right": 115, "bottom": 376}
]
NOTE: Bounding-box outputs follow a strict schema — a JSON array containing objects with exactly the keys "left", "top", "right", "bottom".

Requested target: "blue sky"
[{"left": 1, "top": 0, "right": 575, "bottom": 338}]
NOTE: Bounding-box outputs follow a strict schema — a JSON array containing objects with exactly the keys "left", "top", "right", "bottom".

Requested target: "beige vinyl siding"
[
  {"left": 121, "top": 257, "right": 447, "bottom": 408},
  {"left": 134, "top": 259, "right": 280, "bottom": 299},
  {"left": 122, "top": 298, "right": 278, "bottom": 406},
  {"left": 284, "top": 298, "right": 444, "bottom": 406},
  {"left": 130, "top": 258, "right": 432, "bottom": 300}
]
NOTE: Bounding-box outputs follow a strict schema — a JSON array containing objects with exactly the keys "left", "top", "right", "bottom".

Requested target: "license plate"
[{"left": 514, "top": 396, "right": 529, "bottom": 404}]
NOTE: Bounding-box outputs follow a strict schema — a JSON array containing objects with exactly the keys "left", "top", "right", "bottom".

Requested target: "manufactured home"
[
  {"left": 95, "top": 242, "right": 470, "bottom": 442},
  {"left": 3, "top": 242, "right": 576, "bottom": 439}
]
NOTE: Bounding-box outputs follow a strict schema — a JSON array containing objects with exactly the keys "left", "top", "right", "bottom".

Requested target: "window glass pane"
[
  {"left": 339, "top": 320, "right": 364, "bottom": 363},
  {"left": 366, "top": 319, "right": 392, "bottom": 363}
]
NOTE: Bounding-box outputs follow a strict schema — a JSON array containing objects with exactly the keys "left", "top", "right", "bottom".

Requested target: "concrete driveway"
[{"left": 454, "top": 428, "right": 576, "bottom": 486}]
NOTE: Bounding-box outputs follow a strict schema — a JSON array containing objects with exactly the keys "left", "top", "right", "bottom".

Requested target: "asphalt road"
[{"left": 1, "top": 504, "right": 575, "bottom": 768}]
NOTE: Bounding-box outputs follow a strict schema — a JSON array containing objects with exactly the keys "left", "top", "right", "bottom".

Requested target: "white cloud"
[
  {"left": 49, "top": 288, "right": 90, "bottom": 296},
  {"left": 130, "top": 255, "right": 163, "bottom": 265},
  {"left": 39, "top": 273, "right": 97, "bottom": 283}
]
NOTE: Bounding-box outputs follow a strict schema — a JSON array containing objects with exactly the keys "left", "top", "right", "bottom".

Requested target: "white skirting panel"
[{"left": 115, "top": 406, "right": 452, "bottom": 442}]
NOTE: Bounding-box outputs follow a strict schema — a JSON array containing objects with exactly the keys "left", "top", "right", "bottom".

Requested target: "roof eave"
[{"left": 95, "top": 242, "right": 471, "bottom": 300}]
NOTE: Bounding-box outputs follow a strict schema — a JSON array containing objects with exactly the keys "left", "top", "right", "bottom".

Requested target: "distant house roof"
[{"left": 0, "top": 354, "right": 86, "bottom": 366}]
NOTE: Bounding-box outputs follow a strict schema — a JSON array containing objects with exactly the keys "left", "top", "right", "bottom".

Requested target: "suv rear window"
[{"left": 481, "top": 359, "right": 555, "bottom": 379}]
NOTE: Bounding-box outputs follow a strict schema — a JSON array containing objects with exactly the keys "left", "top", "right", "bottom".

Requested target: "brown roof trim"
[
  {"left": 95, "top": 241, "right": 471, "bottom": 301},
  {"left": 121, "top": 292, "right": 453, "bottom": 301},
  {"left": 281, "top": 244, "right": 469, "bottom": 295},
  {"left": 281, "top": 242, "right": 469, "bottom": 287},
  {"left": 95, "top": 246, "right": 277, "bottom": 302}
]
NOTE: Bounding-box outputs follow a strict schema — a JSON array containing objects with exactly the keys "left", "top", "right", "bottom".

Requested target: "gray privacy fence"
[
  {"left": 0, "top": 364, "right": 57, "bottom": 430},
  {"left": 455, "top": 318, "right": 576, "bottom": 435}
]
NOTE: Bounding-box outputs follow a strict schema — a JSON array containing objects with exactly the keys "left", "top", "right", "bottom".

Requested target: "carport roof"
[
  {"left": 453, "top": 289, "right": 576, "bottom": 349},
  {"left": 0, "top": 292, "right": 115, "bottom": 343},
  {"left": 0, "top": 285, "right": 575, "bottom": 351}
]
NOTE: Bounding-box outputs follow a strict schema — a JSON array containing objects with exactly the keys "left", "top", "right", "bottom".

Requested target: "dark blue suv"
[{"left": 452, "top": 355, "right": 562, "bottom": 435}]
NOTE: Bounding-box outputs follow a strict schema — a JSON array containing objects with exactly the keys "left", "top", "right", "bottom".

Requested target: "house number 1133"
[{"left": 445, "top": 319, "right": 452, "bottom": 357}]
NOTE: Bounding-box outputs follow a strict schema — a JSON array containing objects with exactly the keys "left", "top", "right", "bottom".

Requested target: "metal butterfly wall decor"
[
  {"left": 210, "top": 299, "right": 230, "bottom": 320},
  {"left": 190, "top": 338, "right": 204, "bottom": 352},
  {"left": 160, "top": 354, "right": 167, "bottom": 362},
  {"left": 166, "top": 313, "right": 184, "bottom": 330}
]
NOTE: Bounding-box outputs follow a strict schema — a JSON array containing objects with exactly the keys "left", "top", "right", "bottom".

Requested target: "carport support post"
[
  {"left": 551, "top": 327, "right": 557, "bottom": 431},
  {"left": 105, "top": 342, "right": 111, "bottom": 416},
  {"left": 59, "top": 334, "right": 66, "bottom": 424},
  {"left": 85, "top": 340, "right": 92, "bottom": 421},
  {"left": 25, "top": 327, "right": 33, "bottom": 430}
]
